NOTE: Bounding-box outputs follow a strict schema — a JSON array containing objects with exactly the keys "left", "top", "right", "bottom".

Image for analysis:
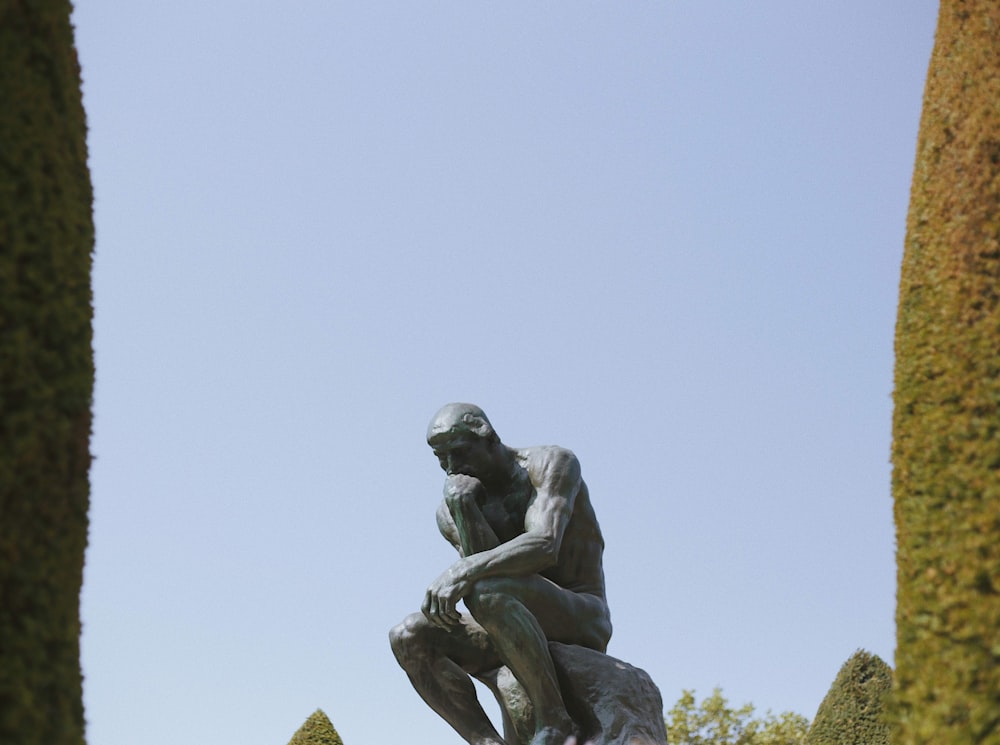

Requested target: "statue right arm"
[{"left": 436, "top": 499, "right": 464, "bottom": 556}]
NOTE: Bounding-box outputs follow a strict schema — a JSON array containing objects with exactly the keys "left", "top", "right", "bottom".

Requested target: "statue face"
[{"left": 431, "top": 434, "right": 495, "bottom": 479}]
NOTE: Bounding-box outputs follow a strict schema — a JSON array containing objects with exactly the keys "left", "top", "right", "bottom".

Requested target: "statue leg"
[
  {"left": 438, "top": 483, "right": 611, "bottom": 744},
  {"left": 475, "top": 665, "right": 535, "bottom": 745},
  {"left": 389, "top": 612, "right": 505, "bottom": 745},
  {"left": 466, "top": 581, "right": 576, "bottom": 745}
]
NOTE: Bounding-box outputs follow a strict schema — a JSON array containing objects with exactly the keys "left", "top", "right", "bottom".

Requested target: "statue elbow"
[{"left": 538, "top": 538, "right": 560, "bottom": 567}]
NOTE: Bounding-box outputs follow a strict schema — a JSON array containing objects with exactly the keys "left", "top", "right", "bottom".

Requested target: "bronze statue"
[{"left": 390, "top": 403, "right": 613, "bottom": 745}]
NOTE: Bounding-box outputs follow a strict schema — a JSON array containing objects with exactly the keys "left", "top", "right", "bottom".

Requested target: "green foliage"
[
  {"left": 804, "top": 650, "right": 891, "bottom": 745},
  {"left": 287, "top": 709, "right": 344, "bottom": 745},
  {"left": 0, "top": 1, "right": 94, "bottom": 744},
  {"left": 666, "top": 688, "right": 808, "bottom": 745},
  {"left": 892, "top": 2, "right": 1000, "bottom": 743}
]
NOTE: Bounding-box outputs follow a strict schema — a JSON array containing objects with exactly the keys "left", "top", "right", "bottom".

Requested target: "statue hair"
[{"left": 426, "top": 403, "right": 499, "bottom": 444}]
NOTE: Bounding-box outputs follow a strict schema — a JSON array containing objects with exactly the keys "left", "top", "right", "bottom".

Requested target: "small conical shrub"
[
  {"left": 287, "top": 709, "right": 344, "bottom": 745},
  {"left": 805, "top": 650, "right": 891, "bottom": 745}
]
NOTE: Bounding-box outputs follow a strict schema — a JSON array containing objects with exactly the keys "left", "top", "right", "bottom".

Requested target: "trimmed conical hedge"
[
  {"left": 804, "top": 650, "right": 891, "bottom": 745},
  {"left": 892, "top": 2, "right": 1000, "bottom": 744},
  {"left": 288, "top": 709, "right": 344, "bottom": 745},
  {"left": 0, "top": 2, "right": 94, "bottom": 744}
]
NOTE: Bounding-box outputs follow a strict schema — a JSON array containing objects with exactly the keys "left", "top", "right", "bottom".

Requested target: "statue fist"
[{"left": 443, "top": 474, "right": 485, "bottom": 508}]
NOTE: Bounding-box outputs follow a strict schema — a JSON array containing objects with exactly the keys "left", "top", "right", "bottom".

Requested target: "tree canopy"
[{"left": 665, "top": 689, "right": 808, "bottom": 745}]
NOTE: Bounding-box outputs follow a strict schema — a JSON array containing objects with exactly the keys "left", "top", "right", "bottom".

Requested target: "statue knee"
[
  {"left": 389, "top": 613, "right": 431, "bottom": 671},
  {"left": 465, "top": 577, "right": 517, "bottom": 622}
]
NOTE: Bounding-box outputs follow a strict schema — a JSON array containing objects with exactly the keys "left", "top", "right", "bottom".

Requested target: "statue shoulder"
[{"left": 517, "top": 445, "right": 581, "bottom": 486}]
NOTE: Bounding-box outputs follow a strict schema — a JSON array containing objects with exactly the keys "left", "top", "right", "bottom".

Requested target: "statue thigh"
[{"left": 465, "top": 575, "right": 611, "bottom": 652}]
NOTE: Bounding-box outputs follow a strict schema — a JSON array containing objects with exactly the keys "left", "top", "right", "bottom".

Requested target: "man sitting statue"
[{"left": 390, "top": 403, "right": 613, "bottom": 745}]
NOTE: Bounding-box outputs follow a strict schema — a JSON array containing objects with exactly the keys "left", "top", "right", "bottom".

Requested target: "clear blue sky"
[{"left": 75, "top": 3, "right": 939, "bottom": 744}]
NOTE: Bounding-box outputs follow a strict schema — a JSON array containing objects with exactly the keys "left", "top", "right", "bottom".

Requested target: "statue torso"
[{"left": 481, "top": 446, "right": 608, "bottom": 600}]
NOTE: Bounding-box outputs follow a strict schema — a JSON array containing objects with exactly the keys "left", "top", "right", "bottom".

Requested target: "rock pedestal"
[{"left": 477, "top": 643, "right": 668, "bottom": 745}]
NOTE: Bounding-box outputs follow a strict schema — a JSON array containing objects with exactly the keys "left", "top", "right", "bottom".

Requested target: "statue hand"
[
  {"left": 422, "top": 562, "right": 471, "bottom": 629},
  {"left": 444, "top": 474, "right": 485, "bottom": 508}
]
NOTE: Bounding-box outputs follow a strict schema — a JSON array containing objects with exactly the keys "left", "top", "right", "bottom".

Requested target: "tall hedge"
[
  {"left": 891, "top": 2, "right": 1000, "bottom": 744},
  {"left": 287, "top": 709, "right": 344, "bottom": 745},
  {"left": 0, "top": 2, "right": 94, "bottom": 744},
  {"left": 804, "top": 650, "right": 891, "bottom": 745}
]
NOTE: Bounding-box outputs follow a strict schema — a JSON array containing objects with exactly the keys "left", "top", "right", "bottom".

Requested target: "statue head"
[
  {"left": 426, "top": 403, "right": 502, "bottom": 478},
  {"left": 426, "top": 403, "right": 498, "bottom": 447}
]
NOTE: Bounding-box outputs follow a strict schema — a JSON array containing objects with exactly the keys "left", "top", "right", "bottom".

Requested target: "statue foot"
[{"left": 530, "top": 726, "right": 575, "bottom": 745}]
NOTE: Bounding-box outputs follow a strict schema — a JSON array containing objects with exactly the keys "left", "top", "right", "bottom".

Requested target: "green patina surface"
[
  {"left": 0, "top": 1, "right": 94, "bottom": 743},
  {"left": 892, "top": 2, "right": 1000, "bottom": 744}
]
